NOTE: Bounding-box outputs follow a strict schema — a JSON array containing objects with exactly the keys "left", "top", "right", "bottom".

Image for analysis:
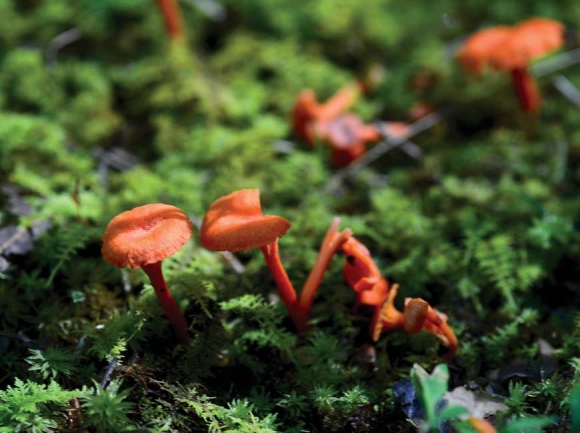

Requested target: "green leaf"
[
  {"left": 570, "top": 384, "right": 580, "bottom": 432},
  {"left": 437, "top": 405, "right": 469, "bottom": 421},
  {"left": 500, "top": 416, "right": 555, "bottom": 433},
  {"left": 411, "top": 364, "right": 450, "bottom": 421}
]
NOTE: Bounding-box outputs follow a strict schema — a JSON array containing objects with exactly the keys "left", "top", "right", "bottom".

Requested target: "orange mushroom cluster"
[
  {"left": 342, "top": 237, "right": 458, "bottom": 359},
  {"left": 291, "top": 82, "right": 386, "bottom": 167},
  {"left": 200, "top": 189, "right": 351, "bottom": 333},
  {"left": 101, "top": 196, "right": 457, "bottom": 359},
  {"left": 457, "top": 17, "right": 564, "bottom": 113}
]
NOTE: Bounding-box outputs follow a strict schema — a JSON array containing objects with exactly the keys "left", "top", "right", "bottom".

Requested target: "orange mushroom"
[
  {"left": 320, "top": 114, "right": 381, "bottom": 167},
  {"left": 458, "top": 18, "right": 564, "bottom": 113},
  {"left": 342, "top": 237, "right": 458, "bottom": 359},
  {"left": 102, "top": 203, "right": 192, "bottom": 345},
  {"left": 200, "top": 189, "right": 304, "bottom": 330},
  {"left": 404, "top": 297, "right": 458, "bottom": 359},
  {"left": 291, "top": 82, "right": 361, "bottom": 144},
  {"left": 201, "top": 190, "right": 350, "bottom": 333}
]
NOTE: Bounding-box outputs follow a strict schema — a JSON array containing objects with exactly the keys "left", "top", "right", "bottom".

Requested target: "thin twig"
[
  {"left": 184, "top": 0, "right": 226, "bottom": 21},
  {"left": 46, "top": 28, "right": 81, "bottom": 72},
  {"left": 531, "top": 48, "right": 580, "bottom": 78},
  {"left": 99, "top": 358, "right": 118, "bottom": 390},
  {"left": 553, "top": 75, "right": 580, "bottom": 107},
  {"left": 0, "top": 227, "right": 29, "bottom": 255}
]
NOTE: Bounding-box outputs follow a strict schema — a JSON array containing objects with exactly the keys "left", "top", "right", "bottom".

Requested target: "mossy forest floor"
[{"left": 2, "top": 1, "right": 580, "bottom": 432}]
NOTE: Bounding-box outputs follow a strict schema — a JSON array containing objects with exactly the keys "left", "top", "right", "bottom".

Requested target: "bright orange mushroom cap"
[
  {"left": 491, "top": 18, "right": 564, "bottom": 70},
  {"left": 200, "top": 189, "right": 291, "bottom": 252},
  {"left": 457, "top": 26, "right": 513, "bottom": 73},
  {"left": 102, "top": 203, "right": 193, "bottom": 269},
  {"left": 458, "top": 18, "right": 564, "bottom": 72}
]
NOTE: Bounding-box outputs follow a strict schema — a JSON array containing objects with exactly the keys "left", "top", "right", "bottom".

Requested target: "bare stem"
[
  {"left": 142, "top": 261, "right": 190, "bottom": 345},
  {"left": 299, "top": 218, "right": 352, "bottom": 312},
  {"left": 260, "top": 241, "right": 306, "bottom": 333},
  {"left": 155, "top": 0, "right": 184, "bottom": 42},
  {"left": 511, "top": 67, "right": 541, "bottom": 113}
]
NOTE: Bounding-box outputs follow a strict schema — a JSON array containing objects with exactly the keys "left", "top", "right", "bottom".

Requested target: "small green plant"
[
  {"left": 410, "top": 364, "right": 469, "bottom": 432},
  {"left": 26, "top": 347, "right": 78, "bottom": 382},
  {"left": 0, "top": 378, "right": 85, "bottom": 432},
  {"left": 81, "top": 380, "right": 135, "bottom": 432}
]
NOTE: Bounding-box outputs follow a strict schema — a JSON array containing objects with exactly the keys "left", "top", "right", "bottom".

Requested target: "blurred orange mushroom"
[
  {"left": 320, "top": 114, "right": 381, "bottom": 167},
  {"left": 458, "top": 17, "right": 564, "bottom": 113},
  {"left": 102, "top": 203, "right": 192, "bottom": 345},
  {"left": 291, "top": 82, "right": 361, "bottom": 144}
]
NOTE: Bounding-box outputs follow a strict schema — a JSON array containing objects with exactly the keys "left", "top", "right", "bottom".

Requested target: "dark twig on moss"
[
  {"left": 99, "top": 358, "right": 118, "bottom": 390},
  {"left": 46, "top": 28, "right": 81, "bottom": 72}
]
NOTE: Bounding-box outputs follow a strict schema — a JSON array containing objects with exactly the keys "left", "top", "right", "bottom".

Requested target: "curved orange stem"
[
  {"left": 142, "top": 261, "right": 190, "bottom": 345},
  {"left": 300, "top": 218, "right": 352, "bottom": 312},
  {"left": 155, "top": 0, "right": 184, "bottom": 41},
  {"left": 260, "top": 241, "right": 306, "bottom": 333},
  {"left": 318, "top": 83, "right": 361, "bottom": 120}
]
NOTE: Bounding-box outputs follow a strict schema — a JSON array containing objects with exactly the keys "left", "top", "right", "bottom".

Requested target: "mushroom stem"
[
  {"left": 155, "top": 0, "right": 184, "bottom": 42},
  {"left": 511, "top": 67, "right": 541, "bottom": 113},
  {"left": 141, "top": 261, "right": 190, "bottom": 345},
  {"left": 318, "top": 83, "right": 361, "bottom": 120},
  {"left": 300, "top": 218, "right": 352, "bottom": 313},
  {"left": 260, "top": 241, "right": 306, "bottom": 333}
]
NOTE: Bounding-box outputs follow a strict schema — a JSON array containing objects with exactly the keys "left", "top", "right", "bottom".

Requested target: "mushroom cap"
[
  {"left": 342, "top": 236, "right": 382, "bottom": 292},
  {"left": 200, "top": 189, "right": 291, "bottom": 252},
  {"left": 458, "top": 18, "right": 564, "bottom": 72},
  {"left": 102, "top": 203, "right": 193, "bottom": 269},
  {"left": 491, "top": 18, "right": 564, "bottom": 70},
  {"left": 403, "top": 298, "right": 429, "bottom": 333},
  {"left": 457, "top": 26, "right": 512, "bottom": 73}
]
